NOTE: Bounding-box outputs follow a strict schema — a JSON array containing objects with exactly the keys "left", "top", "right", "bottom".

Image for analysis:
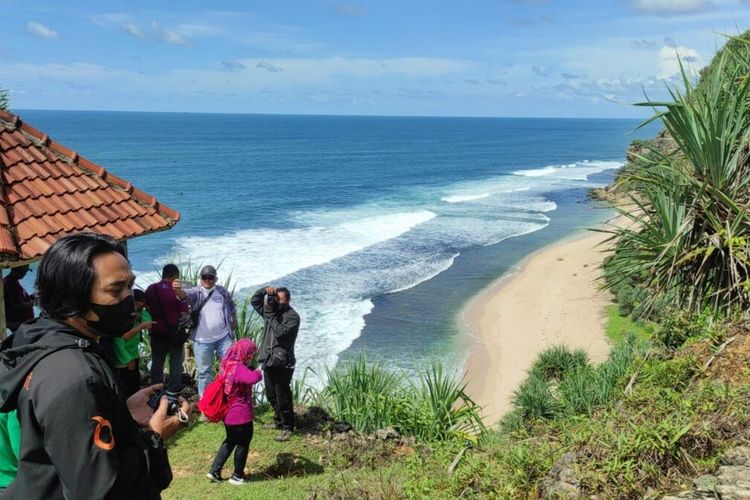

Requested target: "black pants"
[
  {"left": 117, "top": 360, "right": 141, "bottom": 400},
  {"left": 210, "top": 422, "right": 254, "bottom": 477},
  {"left": 263, "top": 367, "right": 295, "bottom": 431},
  {"left": 150, "top": 337, "right": 184, "bottom": 393}
]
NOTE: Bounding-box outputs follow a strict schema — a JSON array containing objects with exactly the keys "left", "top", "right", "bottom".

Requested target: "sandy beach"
[{"left": 462, "top": 225, "right": 617, "bottom": 426}]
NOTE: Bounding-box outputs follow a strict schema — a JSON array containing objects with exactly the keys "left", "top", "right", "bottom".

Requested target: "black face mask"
[{"left": 87, "top": 296, "right": 137, "bottom": 337}]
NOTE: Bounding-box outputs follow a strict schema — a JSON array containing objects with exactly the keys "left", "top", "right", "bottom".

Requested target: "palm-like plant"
[{"left": 605, "top": 49, "right": 750, "bottom": 316}]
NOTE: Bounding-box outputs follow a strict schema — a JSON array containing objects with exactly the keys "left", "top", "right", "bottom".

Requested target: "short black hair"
[
  {"left": 36, "top": 233, "right": 127, "bottom": 320},
  {"left": 133, "top": 289, "right": 147, "bottom": 303},
  {"left": 276, "top": 287, "right": 291, "bottom": 300},
  {"left": 162, "top": 263, "right": 179, "bottom": 279}
]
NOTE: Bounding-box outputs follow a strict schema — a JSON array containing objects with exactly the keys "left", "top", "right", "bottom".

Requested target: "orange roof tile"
[{"left": 0, "top": 110, "right": 180, "bottom": 264}]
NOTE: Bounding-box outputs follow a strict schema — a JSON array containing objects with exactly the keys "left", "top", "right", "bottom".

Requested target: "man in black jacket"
[
  {"left": 0, "top": 233, "right": 190, "bottom": 499},
  {"left": 250, "top": 286, "right": 300, "bottom": 442}
]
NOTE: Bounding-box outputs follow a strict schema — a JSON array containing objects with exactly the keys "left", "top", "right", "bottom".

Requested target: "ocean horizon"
[{"left": 15, "top": 110, "right": 659, "bottom": 378}]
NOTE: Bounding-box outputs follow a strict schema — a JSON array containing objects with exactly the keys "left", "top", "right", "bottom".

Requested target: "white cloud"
[
  {"left": 90, "top": 13, "right": 129, "bottom": 27},
  {"left": 630, "top": 0, "right": 712, "bottom": 15},
  {"left": 151, "top": 22, "right": 190, "bottom": 46},
  {"left": 657, "top": 45, "right": 704, "bottom": 79},
  {"left": 225, "top": 56, "right": 474, "bottom": 80},
  {"left": 26, "top": 21, "right": 58, "bottom": 39},
  {"left": 121, "top": 22, "right": 146, "bottom": 39},
  {"left": 90, "top": 14, "right": 192, "bottom": 46}
]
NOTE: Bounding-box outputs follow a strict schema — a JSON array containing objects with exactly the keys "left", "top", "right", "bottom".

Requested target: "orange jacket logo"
[{"left": 91, "top": 416, "right": 115, "bottom": 451}]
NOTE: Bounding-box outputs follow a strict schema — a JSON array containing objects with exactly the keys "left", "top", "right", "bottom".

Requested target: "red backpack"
[{"left": 197, "top": 373, "right": 229, "bottom": 423}]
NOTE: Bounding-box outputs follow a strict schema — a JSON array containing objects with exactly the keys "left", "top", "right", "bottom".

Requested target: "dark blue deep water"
[{"left": 15, "top": 111, "right": 658, "bottom": 374}]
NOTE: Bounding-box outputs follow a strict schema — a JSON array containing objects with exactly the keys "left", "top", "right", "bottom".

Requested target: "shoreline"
[{"left": 461, "top": 220, "right": 619, "bottom": 426}]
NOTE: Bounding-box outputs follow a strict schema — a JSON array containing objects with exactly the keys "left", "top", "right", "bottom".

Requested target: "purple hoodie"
[{"left": 224, "top": 364, "right": 262, "bottom": 425}]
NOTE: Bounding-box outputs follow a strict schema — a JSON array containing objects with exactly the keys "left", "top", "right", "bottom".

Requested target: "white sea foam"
[
  {"left": 389, "top": 253, "right": 460, "bottom": 293},
  {"left": 153, "top": 159, "right": 618, "bottom": 375},
  {"left": 441, "top": 193, "right": 490, "bottom": 204},
  {"left": 174, "top": 209, "right": 436, "bottom": 286},
  {"left": 513, "top": 160, "right": 623, "bottom": 181}
]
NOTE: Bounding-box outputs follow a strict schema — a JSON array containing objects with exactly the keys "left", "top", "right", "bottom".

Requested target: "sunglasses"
[{"left": 201, "top": 275, "right": 217, "bottom": 280}]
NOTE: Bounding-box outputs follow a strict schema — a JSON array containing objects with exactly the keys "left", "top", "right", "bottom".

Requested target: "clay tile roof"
[{"left": 0, "top": 110, "right": 180, "bottom": 265}]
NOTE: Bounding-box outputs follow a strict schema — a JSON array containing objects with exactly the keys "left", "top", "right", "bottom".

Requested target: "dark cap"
[{"left": 199, "top": 265, "right": 217, "bottom": 277}]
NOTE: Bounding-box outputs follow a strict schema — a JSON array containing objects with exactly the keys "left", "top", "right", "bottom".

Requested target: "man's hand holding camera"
[{"left": 127, "top": 383, "right": 192, "bottom": 441}]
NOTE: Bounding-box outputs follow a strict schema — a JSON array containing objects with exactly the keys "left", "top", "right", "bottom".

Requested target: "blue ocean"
[{"left": 17, "top": 111, "right": 657, "bottom": 376}]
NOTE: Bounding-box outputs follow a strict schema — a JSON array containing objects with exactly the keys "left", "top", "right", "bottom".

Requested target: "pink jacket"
[{"left": 224, "top": 365, "right": 262, "bottom": 425}]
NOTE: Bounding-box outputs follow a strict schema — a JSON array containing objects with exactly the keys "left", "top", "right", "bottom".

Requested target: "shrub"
[
  {"left": 512, "top": 373, "right": 559, "bottom": 420},
  {"left": 514, "top": 335, "right": 644, "bottom": 421},
  {"left": 321, "top": 356, "right": 484, "bottom": 442},
  {"left": 411, "top": 364, "right": 485, "bottom": 441},
  {"left": 531, "top": 345, "right": 589, "bottom": 381},
  {"left": 323, "top": 356, "right": 405, "bottom": 434},
  {"left": 656, "top": 309, "right": 712, "bottom": 349}
]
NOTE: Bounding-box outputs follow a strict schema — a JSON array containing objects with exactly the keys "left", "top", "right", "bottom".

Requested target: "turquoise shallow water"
[{"left": 15, "top": 111, "right": 658, "bottom": 374}]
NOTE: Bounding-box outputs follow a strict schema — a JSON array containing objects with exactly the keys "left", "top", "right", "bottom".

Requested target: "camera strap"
[{"left": 191, "top": 289, "right": 216, "bottom": 322}]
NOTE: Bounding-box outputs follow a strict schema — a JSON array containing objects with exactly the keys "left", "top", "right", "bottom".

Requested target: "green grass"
[
  {"left": 605, "top": 304, "right": 651, "bottom": 344},
  {"left": 321, "top": 355, "right": 484, "bottom": 442},
  {"left": 164, "top": 408, "right": 410, "bottom": 499}
]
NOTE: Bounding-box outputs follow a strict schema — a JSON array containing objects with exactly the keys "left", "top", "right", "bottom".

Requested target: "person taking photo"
[
  {"left": 250, "top": 286, "right": 299, "bottom": 442},
  {"left": 0, "top": 233, "right": 190, "bottom": 499}
]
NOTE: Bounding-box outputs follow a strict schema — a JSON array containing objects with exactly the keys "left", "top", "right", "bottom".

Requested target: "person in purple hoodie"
[{"left": 206, "top": 339, "right": 262, "bottom": 485}]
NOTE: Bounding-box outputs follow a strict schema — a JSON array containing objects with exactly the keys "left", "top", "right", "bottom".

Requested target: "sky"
[{"left": 1, "top": 0, "right": 750, "bottom": 118}]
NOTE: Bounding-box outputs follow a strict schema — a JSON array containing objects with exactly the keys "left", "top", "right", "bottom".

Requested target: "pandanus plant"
[{"left": 605, "top": 47, "right": 750, "bottom": 317}]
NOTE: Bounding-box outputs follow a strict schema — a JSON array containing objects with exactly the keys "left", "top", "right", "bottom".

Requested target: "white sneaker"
[
  {"left": 229, "top": 474, "right": 250, "bottom": 485},
  {"left": 206, "top": 471, "right": 222, "bottom": 482}
]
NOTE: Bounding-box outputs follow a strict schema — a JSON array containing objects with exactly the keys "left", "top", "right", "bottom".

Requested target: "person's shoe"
[
  {"left": 206, "top": 471, "right": 222, "bottom": 482},
  {"left": 263, "top": 422, "right": 281, "bottom": 430},
  {"left": 229, "top": 474, "right": 250, "bottom": 485},
  {"left": 274, "top": 430, "right": 293, "bottom": 442}
]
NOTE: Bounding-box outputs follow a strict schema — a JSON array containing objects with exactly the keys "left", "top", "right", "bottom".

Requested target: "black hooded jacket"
[
  {"left": 0, "top": 318, "right": 171, "bottom": 499},
  {"left": 250, "top": 288, "right": 300, "bottom": 369}
]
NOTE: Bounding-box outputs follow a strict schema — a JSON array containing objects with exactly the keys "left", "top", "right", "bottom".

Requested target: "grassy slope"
[
  {"left": 164, "top": 307, "right": 659, "bottom": 499},
  {"left": 164, "top": 410, "right": 412, "bottom": 499},
  {"left": 604, "top": 304, "right": 651, "bottom": 344}
]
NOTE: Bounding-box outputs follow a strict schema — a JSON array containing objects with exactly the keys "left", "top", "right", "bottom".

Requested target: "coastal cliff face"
[{"left": 590, "top": 128, "right": 677, "bottom": 202}]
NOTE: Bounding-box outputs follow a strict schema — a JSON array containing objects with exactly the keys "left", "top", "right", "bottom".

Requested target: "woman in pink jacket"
[{"left": 206, "top": 339, "right": 262, "bottom": 485}]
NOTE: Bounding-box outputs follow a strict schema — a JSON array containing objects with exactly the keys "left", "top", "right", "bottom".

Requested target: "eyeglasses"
[{"left": 201, "top": 275, "right": 217, "bottom": 280}]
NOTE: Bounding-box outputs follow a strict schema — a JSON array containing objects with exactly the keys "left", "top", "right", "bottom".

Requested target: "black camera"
[
  {"left": 147, "top": 390, "right": 181, "bottom": 416},
  {"left": 267, "top": 293, "right": 277, "bottom": 306}
]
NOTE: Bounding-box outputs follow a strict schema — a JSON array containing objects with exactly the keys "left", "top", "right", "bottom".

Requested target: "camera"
[
  {"left": 147, "top": 390, "right": 181, "bottom": 416},
  {"left": 266, "top": 293, "right": 277, "bottom": 306}
]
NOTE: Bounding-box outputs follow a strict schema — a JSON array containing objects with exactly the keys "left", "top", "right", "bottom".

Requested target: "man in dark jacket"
[
  {"left": 250, "top": 286, "right": 299, "bottom": 441},
  {"left": 0, "top": 233, "right": 190, "bottom": 499}
]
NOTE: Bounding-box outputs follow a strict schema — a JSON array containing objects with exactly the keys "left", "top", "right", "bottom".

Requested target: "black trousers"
[
  {"left": 263, "top": 367, "right": 295, "bottom": 431},
  {"left": 211, "top": 422, "right": 254, "bottom": 477},
  {"left": 149, "top": 337, "right": 184, "bottom": 393},
  {"left": 117, "top": 361, "right": 141, "bottom": 400}
]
